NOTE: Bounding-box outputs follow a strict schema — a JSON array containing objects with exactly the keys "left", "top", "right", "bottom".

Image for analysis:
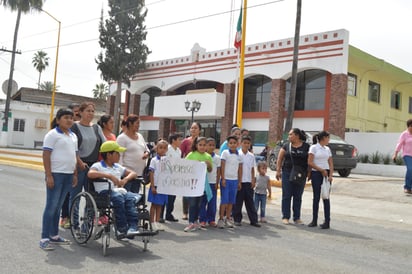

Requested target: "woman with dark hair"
[
  {"left": 393, "top": 119, "right": 412, "bottom": 194},
  {"left": 98, "top": 114, "right": 116, "bottom": 141},
  {"left": 308, "top": 131, "right": 333, "bottom": 229},
  {"left": 117, "top": 114, "right": 150, "bottom": 193},
  {"left": 275, "top": 128, "right": 309, "bottom": 225},
  {"left": 179, "top": 122, "right": 202, "bottom": 220}
]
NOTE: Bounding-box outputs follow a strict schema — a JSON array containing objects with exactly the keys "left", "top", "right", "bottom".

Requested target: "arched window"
[
  {"left": 139, "top": 88, "right": 161, "bottom": 116},
  {"left": 243, "top": 75, "right": 272, "bottom": 112},
  {"left": 285, "top": 69, "right": 327, "bottom": 110}
]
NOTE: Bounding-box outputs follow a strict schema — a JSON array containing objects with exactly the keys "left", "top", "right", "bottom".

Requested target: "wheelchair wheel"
[
  {"left": 102, "top": 231, "right": 110, "bottom": 256},
  {"left": 69, "top": 192, "right": 98, "bottom": 244}
]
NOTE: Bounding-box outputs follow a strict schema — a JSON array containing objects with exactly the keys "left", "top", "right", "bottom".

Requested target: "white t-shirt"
[
  {"left": 117, "top": 132, "right": 148, "bottom": 176},
  {"left": 309, "top": 143, "right": 332, "bottom": 170},
  {"left": 239, "top": 149, "right": 256, "bottom": 183},
  {"left": 43, "top": 127, "right": 78, "bottom": 173},
  {"left": 221, "top": 150, "right": 242, "bottom": 180},
  {"left": 90, "top": 160, "right": 126, "bottom": 193},
  {"left": 207, "top": 152, "right": 221, "bottom": 184},
  {"left": 166, "top": 145, "right": 182, "bottom": 159}
]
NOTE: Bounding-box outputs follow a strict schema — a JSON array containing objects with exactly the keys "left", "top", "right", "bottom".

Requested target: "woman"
[
  {"left": 275, "top": 128, "right": 309, "bottom": 225},
  {"left": 180, "top": 122, "right": 202, "bottom": 220},
  {"left": 393, "top": 119, "right": 412, "bottom": 194},
  {"left": 70, "top": 102, "right": 105, "bottom": 207},
  {"left": 98, "top": 114, "right": 116, "bottom": 141},
  {"left": 307, "top": 131, "right": 333, "bottom": 229},
  {"left": 219, "top": 126, "right": 242, "bottom": 155},
  {"left": 117, "top": 114, "right": 150, "bottom": 193}
]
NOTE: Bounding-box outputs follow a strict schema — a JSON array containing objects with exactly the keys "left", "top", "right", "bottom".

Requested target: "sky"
[{"left": 1, "top": 0, "right": 412, "bottom": 100}]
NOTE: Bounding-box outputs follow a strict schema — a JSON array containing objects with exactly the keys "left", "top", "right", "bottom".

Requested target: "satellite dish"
[{"left": 2, "top": 79, "right": 18, "bottom": 97}]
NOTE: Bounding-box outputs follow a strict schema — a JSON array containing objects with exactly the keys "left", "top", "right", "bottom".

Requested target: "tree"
[
  {"left": 92, "top": 83, "right": 108, "bottom": 99},
  {"left": 284, "top": 0, "right": 302, "bottom": 135},
  {"left": 32, "top": 50, "right": 49, "bottom": 89},
  {"left": 40, "top": 81, "right": 59, "bottom": 92},
  {"left": 1, "top": 0, "right": 44, "bottom": 134},
  {"left": 96, "top": 0, "right": 150, "bottom": 135}
]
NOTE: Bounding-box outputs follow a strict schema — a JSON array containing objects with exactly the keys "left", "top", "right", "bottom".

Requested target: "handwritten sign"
[{"left": 155, "top": 157, "right": 206, "bottom": 197}]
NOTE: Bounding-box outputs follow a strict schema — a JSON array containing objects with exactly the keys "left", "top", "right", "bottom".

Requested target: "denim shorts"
[{"left": 220, "top": 179, "right": 238, "bottom": 204}]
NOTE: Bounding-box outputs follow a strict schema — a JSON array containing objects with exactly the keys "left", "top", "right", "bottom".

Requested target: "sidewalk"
[{"left": 0, "top": 147, "right": 43, "bottom": 171}]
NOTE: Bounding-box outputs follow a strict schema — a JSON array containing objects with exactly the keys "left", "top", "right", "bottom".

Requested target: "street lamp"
[
  {"left": 185, "top": 100, "right": 201, "bottom": 124},
  {"left": 40, "top": 9, "right": 61, "bottom": 128}
]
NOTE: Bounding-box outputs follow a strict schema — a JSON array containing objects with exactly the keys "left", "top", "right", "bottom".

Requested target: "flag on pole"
[{"left": 234, "top": 7, "right": 242, "bottom": 50}]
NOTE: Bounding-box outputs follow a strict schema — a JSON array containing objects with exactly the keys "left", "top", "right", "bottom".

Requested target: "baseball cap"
[{"left": 99, "top": 141, "right": 127, "bottom": 153}]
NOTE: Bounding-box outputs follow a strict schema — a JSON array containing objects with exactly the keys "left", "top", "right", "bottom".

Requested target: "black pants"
[
  {"left": 233, "top": 182, "right": 258, "bottom": 224},
  {"left": 311, "top": 171, "right": 330, "bottom": 223}
]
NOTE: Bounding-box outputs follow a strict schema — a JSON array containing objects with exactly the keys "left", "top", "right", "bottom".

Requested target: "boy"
[
  {"left": 199, "top": 137, "right": 221, "bottom": 227},
  {"left": 218, "top": 135, "right": 242, "bottom": 228},
  {"left": 88, "top": 141, "right": 141, "bottom": 237},
  {"left": 233, "top": 135, "right": 260, "bottom": 227},
  {"left": 160, "top": 133, "right": 183, "bottom": 222}
]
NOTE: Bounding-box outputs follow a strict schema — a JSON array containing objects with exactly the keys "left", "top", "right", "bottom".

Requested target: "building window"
[
  {"left": 139, "top": 88, "right": 162, "bottom": 116},
  {"left": 347, "top": 73, "right": 357, "bottom": 96},
  {"left": 368, "top": 81, "right": 380, "bottom": 103},
  {"left": 409, "top": 97, "right": 412, "bottom": 113},
  {"left": 285, "top": 69, "right": 327, "bottom": 111},
  {"left": 391, "top": 91, "right": 401, "bottom": 110},
  {"left": 13, "top": 118, "right": 25, "bottom": 132},
  {"left": 243, "top": 75, "right": 271, "bottom": 112},
  {"left": 248, "top": 131, "right": 269, "bottom": 146}
]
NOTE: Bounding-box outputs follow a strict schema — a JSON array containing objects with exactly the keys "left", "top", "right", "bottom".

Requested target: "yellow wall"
[{"left": 347, "top": 46, "right": 412, "bottom": 132}]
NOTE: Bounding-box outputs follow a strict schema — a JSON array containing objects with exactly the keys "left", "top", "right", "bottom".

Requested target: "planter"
[{"left": 352, "top": 163, "right": 405, "bottom": 178}]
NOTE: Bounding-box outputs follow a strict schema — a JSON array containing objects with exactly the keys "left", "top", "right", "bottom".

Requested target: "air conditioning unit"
[{"left": 35, "top": 119, "right": 47, "bottom": 129}]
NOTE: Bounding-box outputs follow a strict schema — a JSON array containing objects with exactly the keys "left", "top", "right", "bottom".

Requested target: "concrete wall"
[{"left": 345, "top": 132, "right": 400, "bottom": 156}]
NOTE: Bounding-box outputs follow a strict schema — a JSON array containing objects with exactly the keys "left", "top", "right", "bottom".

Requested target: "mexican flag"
[{"left": 234, "top": 7, "right": 242, "bottom": 50}]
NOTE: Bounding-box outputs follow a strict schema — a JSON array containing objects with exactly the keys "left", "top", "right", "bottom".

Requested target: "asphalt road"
[{"left": 1, "top": 164, "right": 411, "bottom": 274}]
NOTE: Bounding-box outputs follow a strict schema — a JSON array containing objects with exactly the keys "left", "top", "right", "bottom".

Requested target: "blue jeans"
[
  {"left": 100, "top": 190, "right": 139, "bottom": 232},
  {"left": 69, "top": 166, "right": 88, "bottom": 210},
  {"left": 281, "top": 170, "right": 305, "bottom": 221},
  {"left": 254, "top": 193, "right": 267, "bottom": 218},
  {"left": 403, "top": 156, "right": 412, "bottom": 190},
  {"left": 188, "top": 195, "right": 203, "bottom": 224},
  {"left": 199, "top": 185, "right": 217, "bottom": 223},
  {"left": 41, "top": 173, "right": 73, "bottom": 239},
  {"left": 310, "top": 171, "right": 330, "bottom": 223}
]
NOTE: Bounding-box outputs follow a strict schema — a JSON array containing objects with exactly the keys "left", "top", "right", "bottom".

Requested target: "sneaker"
[
  {"left": 63, "top": 219, "right": 71, "bottom": 229},
  {"left": 200, "top": 221, "right": 207, "bottom": 228},
  {"left": 127, "top": 227, "right": 140, "bottom": 236},
  {"left": 294, "top": 219, "right": 304, "bottom": 225},
  {"left": 59, "top": 218, "right": 67, "bottom": 228},
  {"left": 282, "top": 218, "right": 290, "bottom": 225},
  {"left": 260, "top": 218, "right": 267, "bottom": 223},
  {"left": 151, "top": 222, "right": 158, "bottom": 231},
  {"left": 251, "top": 223, "right": 261, "bottom": 227},
  {"left": 156, "top": 222, "right": 165, "bottom": 231},
  {"left": 234, "top": 221, "right": 242, "bottom": 226},
  {"left": 184, "top": 223, "right": 197, "bottom": 232},
  {"left": 159, "top": 218, "right": 165, "bottom": 223},
  {"left": 225, "top": 219, "right": 234, "bottom": 228},
  {"left": 49, "top": 236, "right": 71, "bottom": 245},
  {"left": 39, "top": 239, "right": 55, "bottom": 251},
  {"left": 209, "top": 221, "right": 217, "bottom": 227},
  {"left": 217, "top": 219, "right": 225, "bottom": 229}
]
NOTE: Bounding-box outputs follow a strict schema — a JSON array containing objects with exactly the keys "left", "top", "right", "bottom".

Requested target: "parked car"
[{"left": 268, "top": 132, "right": 358, "bottom": 177}]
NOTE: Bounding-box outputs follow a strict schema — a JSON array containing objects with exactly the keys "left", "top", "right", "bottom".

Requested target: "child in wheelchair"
[{"left": 88, "top": 141, "right": 142, "bottom": 237}]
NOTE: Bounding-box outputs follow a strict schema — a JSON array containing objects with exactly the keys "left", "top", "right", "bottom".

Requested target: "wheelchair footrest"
[{"left": 137, "top": 211, "right": 150, "bottom": 220}]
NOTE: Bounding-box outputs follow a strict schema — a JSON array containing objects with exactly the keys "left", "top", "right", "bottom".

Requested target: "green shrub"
[
  {"left": 370, "top": 151, "right": 381, "bottom": 164},
  {"left": 359, "top": 154, "right": 370, "bottom": 163},
  {"left": 395, "top": 156, "right": 404, "bottom": 166},
  {"left": 382, "top": 154, "right": 391, "bottom": 165}
]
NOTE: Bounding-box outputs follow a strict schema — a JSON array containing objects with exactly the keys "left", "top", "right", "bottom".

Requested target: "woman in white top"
[
  {"left": 117, "top": 114, "right": 150, "bottom": 193},
  {"left": 307, "top": 131, "right": 334, "bottom": 229}
]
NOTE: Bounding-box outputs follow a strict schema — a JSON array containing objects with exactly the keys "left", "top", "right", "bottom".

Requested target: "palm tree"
[
  {"left": 1, "top": 0, "right": 44, "bottom": 133},
  {"left": 32, "top": 50, "right": 49, "bottom": 89},
  {"left": 92, "top": 83, "right": 108, "bottom": 99},
  {"left": 40, "top": 81, "right": 59, "bottom": 92}
]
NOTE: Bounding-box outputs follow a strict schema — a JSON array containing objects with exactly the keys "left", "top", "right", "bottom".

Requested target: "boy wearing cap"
[{"left": 88, "top": 141, "right": 140, "bottom": 237}]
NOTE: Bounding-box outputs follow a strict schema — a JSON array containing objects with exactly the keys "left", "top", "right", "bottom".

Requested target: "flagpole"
[
  {"left": 233, "top": 51, "right": 240, "bottom": 124},
  {"left": 236, "top": 0, "right": 247, "bottom": 127}
]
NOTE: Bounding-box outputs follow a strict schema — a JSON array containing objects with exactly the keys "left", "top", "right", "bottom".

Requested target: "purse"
[
  {"left": 321, "top": 176, "right": 331, "bottom": 199},
  {"left": 288, "top": 143, "right": 307, "bottom": 185}
]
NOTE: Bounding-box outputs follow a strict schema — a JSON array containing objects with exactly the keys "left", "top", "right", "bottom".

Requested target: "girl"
[
  {"left": 98, "top": 114, "right": 116, "bottom": 141},
  {"left": 184, "top": 136, "right": 213, "bottom": 232},
  {"left": 40, "top": 108, "right": 78, "bottom": 250},
  {"left": 148, "top": 139, "right": 169, "bottom": 232},
  {"left": 254, "top": 161, "right": 272, "bottom": 223},
  {"left": 308, "top": 131, "right": 334, "bottom": 229}
]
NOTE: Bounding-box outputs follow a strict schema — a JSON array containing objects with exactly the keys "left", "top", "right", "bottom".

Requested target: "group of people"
[{"left": 39, "top": 104, "right": 334, "bottom": 250}]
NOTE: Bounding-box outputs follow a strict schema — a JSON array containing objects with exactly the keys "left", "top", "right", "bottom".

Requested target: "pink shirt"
[{"left": 395, "top": 130, "right": 412, "bottom": 157}]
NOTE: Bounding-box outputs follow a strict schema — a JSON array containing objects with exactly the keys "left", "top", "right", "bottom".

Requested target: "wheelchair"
[{"left": 69, "top": 177, "right": 158, "bottom": 256}]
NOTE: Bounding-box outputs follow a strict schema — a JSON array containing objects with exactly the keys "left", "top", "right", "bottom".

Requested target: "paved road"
[{"left": 1, "top": 164, "right": 411, "bottom": 274}]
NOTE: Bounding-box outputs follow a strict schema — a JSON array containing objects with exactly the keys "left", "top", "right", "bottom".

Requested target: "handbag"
[
  {"left": 321, "top": 176, "right": 331, "bottom": 199},
  {"left": 288, "top": 143, "right": 307, "bottom": 185}
]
